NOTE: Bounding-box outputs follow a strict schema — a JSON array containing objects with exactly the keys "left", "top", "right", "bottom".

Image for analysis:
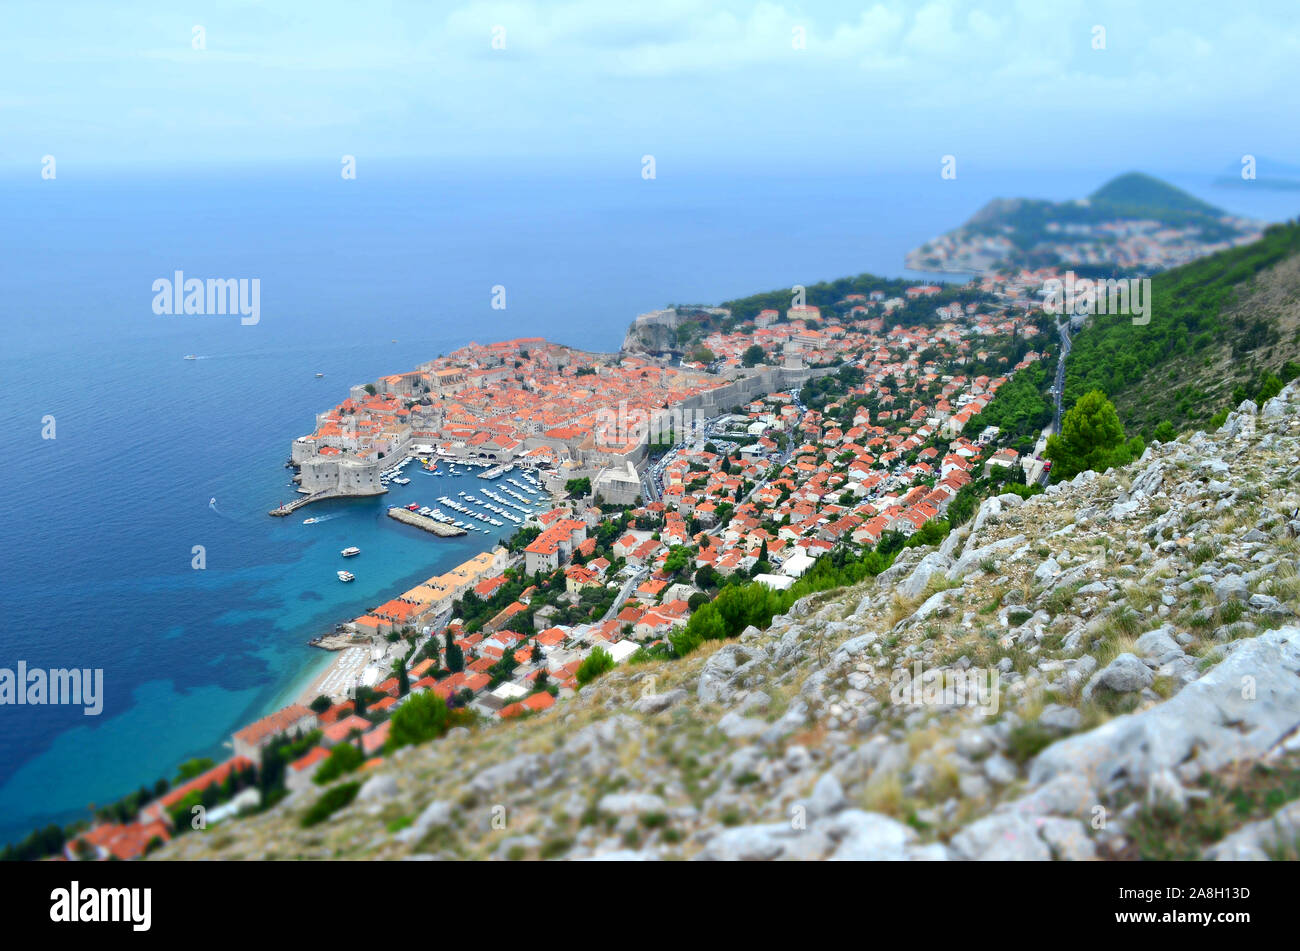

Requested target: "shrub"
[
  {"left": 300, "top": 782, "right": 360, "bottom": 827},
  {"left": 576, "top": 647, "right": 616, "bottom": 686},
  {"left": 386, "top": 692, "right": 452, "bottom": 752},
  {"left": 313, "top": 743, "right": 364, "bottom": 785}
]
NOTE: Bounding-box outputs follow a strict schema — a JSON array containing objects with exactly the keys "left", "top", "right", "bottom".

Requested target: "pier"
[
  {"left": 268, "top": 491, "right": 330, "bottom": 517},
  {"left": 268, "top": 486, "right": 386, "bottom": 517},
  {"left": 386, "top": 507, "right": 468, "bottom": 536}
]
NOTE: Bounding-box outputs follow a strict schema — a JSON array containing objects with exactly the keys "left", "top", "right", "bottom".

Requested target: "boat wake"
[
  {"left": 303, "top": 513, "right": 344, "bottom": 524},
  {"left": 208, "top": 498, "right": 240, "bottom": 522}
]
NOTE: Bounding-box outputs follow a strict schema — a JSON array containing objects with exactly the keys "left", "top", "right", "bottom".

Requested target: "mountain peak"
[{"left": 1089, "top": 171, "right": 1221, "bottom": 216}]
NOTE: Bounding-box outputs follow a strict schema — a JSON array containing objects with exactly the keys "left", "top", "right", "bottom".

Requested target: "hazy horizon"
[{"left": 4, "top": 0, "right": 1298, "bottom": 177}]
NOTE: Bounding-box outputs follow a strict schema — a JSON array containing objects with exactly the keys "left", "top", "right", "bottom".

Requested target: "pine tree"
[
  {"left": 445, "top": 639, "right": 465, "bottom": 673},
  {"left": 1044, "top": 389, "right": 1137, "bottom": 482}
]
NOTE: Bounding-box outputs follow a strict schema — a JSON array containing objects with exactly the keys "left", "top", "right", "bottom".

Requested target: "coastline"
[
  {"left": 292, "top": 644, "right": 372, "bottom": 707},
  {"left": 267, "top": 471, "right": 562, "bottom": 716}
]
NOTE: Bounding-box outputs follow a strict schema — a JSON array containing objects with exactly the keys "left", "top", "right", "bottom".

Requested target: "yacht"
[
  {"left": 337, "top": 570, "right": 355, "bottom": 582},
  {"left": 341, "top": 547, "right": 361, "bottom": 558}
]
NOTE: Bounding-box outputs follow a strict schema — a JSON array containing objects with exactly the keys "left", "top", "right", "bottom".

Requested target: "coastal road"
[
  {"left": 1051, "top": 320, "right": 1071, "bottom": 434},
  {"left": 602, "top": 566, "right": 649, "bottom": 622},
  {"left": 1037, "top": 321, "right": 1072, "bottom": 487}
]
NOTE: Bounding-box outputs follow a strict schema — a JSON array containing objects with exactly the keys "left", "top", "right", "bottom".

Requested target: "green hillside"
[
  {"left": 945, "top": 173, "right": 1248, "bottom": 271},
  {"left": 1062, "top": 219, "right": 1300, "bottom": 438},
  {"left": 1089, "top": 172, "right": 1221, "bottom": 217}
]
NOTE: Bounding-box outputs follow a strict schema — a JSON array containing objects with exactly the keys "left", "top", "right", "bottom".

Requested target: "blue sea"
[{"left": 1, "top": 160, "right": 1294, "bottom": 844}]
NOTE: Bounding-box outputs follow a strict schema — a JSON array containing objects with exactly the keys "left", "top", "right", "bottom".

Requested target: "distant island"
[{"left": 906, "top": 172, "right": 1265, "bottom": 276}]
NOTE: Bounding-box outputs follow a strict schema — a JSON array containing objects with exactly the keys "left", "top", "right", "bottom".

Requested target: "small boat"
[
  {"left": 337, "top": 570, "right": 355, "bottom": 582},
  {"left": 341, "top": 547, "right": 361, "bottom": 557},
  {"left": 183, "top": 354, "right": 198, "bottom": 360},
  {"left": 315, "top": 372, "right": 324, "bottom": 378},
  {"left": 406, "top": 503, "right": 419, "bottom": 511},
  {"left": 304, "top": 516, "right": 322, "bottom": 524}
]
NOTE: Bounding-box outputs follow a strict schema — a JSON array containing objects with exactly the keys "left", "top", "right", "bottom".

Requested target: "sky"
[{"left": 1, "top": 1, "right": 1298, "bottom": 176}]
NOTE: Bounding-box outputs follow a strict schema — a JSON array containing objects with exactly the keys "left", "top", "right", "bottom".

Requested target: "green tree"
[
  {"left": 313, "top": 742, "right": 364, "bottom": 784},
  {"left": 663, "top": 545, "right": 693, "bottom": 578},
  {"left": 1044, "top": 390, "right": 1135, "bottom": 482},
  {"left": 174, "top": 758, "right": 215, "bottom": 782},
  {"left": 742, "top": 344, "right": 765, "bottom": 367},
  {"left": 1153, "top": 420, "right": 1177, "bottom": 442},
  {"left": 386, "top": 692, "right": 452, "bottom": 751},
  {"left": 445, "top": 638, "right": 465, "bottom": 673},
  {"left": 576, "top": 647, "right": 615, "bottom": 686}
]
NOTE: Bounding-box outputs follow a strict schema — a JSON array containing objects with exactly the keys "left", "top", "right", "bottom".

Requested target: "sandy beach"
[{"left": 295, "top": 645, "right": 371, "bottom": 706}]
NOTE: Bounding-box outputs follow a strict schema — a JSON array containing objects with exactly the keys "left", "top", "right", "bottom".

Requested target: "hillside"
[
  {"left": 1063, "top": 220, "right": 1300, "bottom": 437},
  {"left": 906, "top": 172, "right": 1263, "bottom": 274},
  {"left": 1088, "top": 171, "right": 1221, "bottom": 217},
  {"left": 159, "top": 388, "right": 1300, "bottom": 861}
]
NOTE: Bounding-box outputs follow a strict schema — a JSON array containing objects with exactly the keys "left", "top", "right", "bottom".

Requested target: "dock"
[
  {"left": 386, "top": 507, "right": 468, "bottom": 537},
  {"left": 268, "top": 491, "right": 329, "bottom": 517},
  {"left": 479, "top": 463, "right": 514, "bottom": 480},
  {"left": 268, "top": 486, "right": 385, "bottom": 517}
]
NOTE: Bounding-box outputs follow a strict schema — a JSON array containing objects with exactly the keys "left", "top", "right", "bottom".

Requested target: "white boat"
[
  {"left": 337, "top": 570, "right": 355, "bottom": 582},
  {"left": 341, "top": 547, "right": 361, "bottom": 557},
  {"left": 184, "top": 354, "right": 198, "bottom": 360},
  {"left": 303, "top": 516, "right": 322, "bottom": 524}
]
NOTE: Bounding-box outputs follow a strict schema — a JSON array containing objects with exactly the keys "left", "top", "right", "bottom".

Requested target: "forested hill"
[
  {"left": 1088, "top": 171, "right": 1222, "bottom": 218},
  {"left": 1062, "top": 219, "right": 1300, "bottom": 438}
]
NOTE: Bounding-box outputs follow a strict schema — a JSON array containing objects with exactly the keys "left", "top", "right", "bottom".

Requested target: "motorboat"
[
  {"left": 337, "top": 570, "right": 355, "bottom": 582},
  {"left": 341, "top": 547, "right": 361, "bottom": 557}
]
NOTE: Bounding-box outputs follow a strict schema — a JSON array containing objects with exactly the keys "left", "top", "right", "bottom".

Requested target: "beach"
[{"left": 295, "top": 644, "right": 372, "bottom": 706}]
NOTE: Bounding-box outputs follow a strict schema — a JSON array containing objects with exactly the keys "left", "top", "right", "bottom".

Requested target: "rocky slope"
[{"left": 161, "top": 387, "right": 1300, "bottom": 861}]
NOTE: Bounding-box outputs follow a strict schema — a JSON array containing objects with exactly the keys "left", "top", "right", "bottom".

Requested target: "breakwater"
[{"left": 386, "top": 507, "right": 468, "bottom": 536}]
